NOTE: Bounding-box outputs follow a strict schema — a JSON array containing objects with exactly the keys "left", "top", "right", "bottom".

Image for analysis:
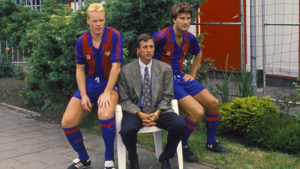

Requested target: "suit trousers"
[{"left": 119, "top": 111, "right": 186, "bottom": 163}]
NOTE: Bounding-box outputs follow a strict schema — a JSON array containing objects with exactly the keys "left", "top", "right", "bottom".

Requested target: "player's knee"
[
  {"left": 98, "top": 110, "right": 114, "bottom": 120},
  {"left": 61, "top": 116, "right": 77, "bottom": 128},
  {"left": 189, "top": 111, "right": 203, "bottom": 123},
  {"left": 210, "top": 98, "right": 220, "bottom": 110}
]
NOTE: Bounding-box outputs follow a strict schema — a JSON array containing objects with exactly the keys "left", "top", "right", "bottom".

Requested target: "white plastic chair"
[{"left": 115, "top": 99, "right": 183, "bottom": 169}]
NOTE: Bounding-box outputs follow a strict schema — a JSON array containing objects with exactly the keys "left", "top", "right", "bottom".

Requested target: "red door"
[{"left": 198, "top": 0, "right": 246, "bottom": 71}]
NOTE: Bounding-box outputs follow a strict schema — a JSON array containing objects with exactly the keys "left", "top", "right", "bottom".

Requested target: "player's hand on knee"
[
  {"left": 97, "top": 92, "right": 111, "bottom": 108},
  {"left": 81, "top": 95, "right": 92, "bottom": 112},
  {"left": 183, "top": 74, "right": 194, "bottom": 81}
]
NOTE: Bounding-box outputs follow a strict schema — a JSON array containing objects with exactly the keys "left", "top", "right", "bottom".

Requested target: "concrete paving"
[{"left": 0, "top": 104, "right": 211, "bottom": 169}]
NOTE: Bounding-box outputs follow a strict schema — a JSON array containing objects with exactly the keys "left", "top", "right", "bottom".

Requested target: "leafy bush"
[
  {"left": 0, "top": 0, "right": 42, "bottom": 45},
  {"left": 219, "top": 96, "right": 280, "bottom": 136},
  {"left": 0, "top": 59, "right": 14, "bottom": 78},
  {"left": 219, "top": 96, "right": 300, "bottom": 154},
  {"left": 21, "top": 0, "right": 87, "bottom": 111},
  {"left": 246, "top": 114, "right": 300, "bottom": 154},
  {"left": 275, "top": 92, "right": 300, "bottom": 115},
  {"left": 14, "top": 65, "right": 25, "bottom": 80}
]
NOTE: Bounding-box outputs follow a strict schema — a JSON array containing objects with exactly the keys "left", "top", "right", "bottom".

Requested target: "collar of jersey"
[
  {"left": 170, "top": 25, "right": 187, "bottom": 44},
  {"left": 87, "top": 26, "right": 108, "bottom": 47}
]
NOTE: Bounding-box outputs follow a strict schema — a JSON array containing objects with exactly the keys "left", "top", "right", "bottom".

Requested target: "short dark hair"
[
  {"left": 171, "top": 2, "right": 192, "bottom": 22},
  {"left": 136, "top": 33, "right": 155, "bottom": 48}
]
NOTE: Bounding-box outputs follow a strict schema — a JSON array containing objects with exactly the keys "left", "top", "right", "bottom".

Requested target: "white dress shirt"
[{"left": 138, "top": 58, "right": 152, "bottom": 83}]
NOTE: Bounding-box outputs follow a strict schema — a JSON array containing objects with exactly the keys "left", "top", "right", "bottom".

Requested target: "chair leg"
[
  {"left": 117, "top": 130, "right": 127, "bottom": 169},
  {"left": 116, "top": 105, "right": 127, "bottom": 169},
  {"left": 177, "top": 140, "right": 184, "bottom": 169},
  {"left": 153, "top": 131, "right": 162, "bottom": 159}
]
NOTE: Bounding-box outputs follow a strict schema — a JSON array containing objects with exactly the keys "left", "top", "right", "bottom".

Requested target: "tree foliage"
[
  {"left": 0, "top": 0, "right": 43, "bottom": 45},
  {"left": 20, "top": 0, "right": 88, "bottom": 110}
]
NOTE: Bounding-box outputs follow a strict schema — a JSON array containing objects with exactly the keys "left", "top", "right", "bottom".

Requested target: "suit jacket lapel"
[
  {"left": 132, "top": 60, "right": 143, "bottom": 101},
  {"left": 151, "top": 60, "right": 160, "bottom": 108}
]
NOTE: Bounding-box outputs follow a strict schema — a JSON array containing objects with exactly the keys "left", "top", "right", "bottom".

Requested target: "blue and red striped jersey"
[
  {"left": 75, "top": 26, "right": 123, "bottom": 78},
  {"left": 153, "top": 26, "right": 201, "bottom": 75}
]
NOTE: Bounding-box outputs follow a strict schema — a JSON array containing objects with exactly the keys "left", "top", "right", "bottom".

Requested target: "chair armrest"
[
  {"left": 115, "top": 104, "right": 123, "bottom": 132},
  {"left": 171, "top": 99, "right": 179, "bottom": 115}
]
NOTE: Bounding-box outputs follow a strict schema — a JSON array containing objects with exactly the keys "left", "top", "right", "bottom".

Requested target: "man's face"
[
  {"left": 137, "top": 39, "right": 155, "bottom": 64},
  {"left": 173, "top": 12, "right": 191, "bottom": 32},
  {"left": 87, "top": 11, "right": 105, "bottom": 35}
]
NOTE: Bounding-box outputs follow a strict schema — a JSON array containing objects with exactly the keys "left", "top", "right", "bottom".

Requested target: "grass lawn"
[{"left": 137, "top": 122, "right": 300, "bottom": 169}]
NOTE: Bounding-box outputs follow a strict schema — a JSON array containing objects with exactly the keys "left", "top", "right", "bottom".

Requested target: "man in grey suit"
[{"left": 118, "top": 33, "right": 186, "bottom": 169}]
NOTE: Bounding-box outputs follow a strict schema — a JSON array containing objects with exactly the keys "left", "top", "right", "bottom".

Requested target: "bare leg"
[
  {"left": 98, "top": 90, "right": 119, "bottom": 163},
  {"left": 62, "top": 97, "right": 90, "bottom": 128},
  {"left": 61, "top": 97, "right": 92, "bottom": 164}
]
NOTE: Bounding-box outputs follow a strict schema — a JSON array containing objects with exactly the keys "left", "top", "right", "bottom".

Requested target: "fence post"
[
  {"left": 262, "top": 0, "right": 267, "bottom": 96},
  {"left": 17, "top": 48, "right": 20, "bottom": 62},
  {"left": 22, "top": 48, "right": 25, "bottom": 62},
  {"left": 240, "top": 0, "right": 245, "bottom": 73},
  {"left": 12, "top": 46, "right": 14, "bottom": 62},
  {"left": 0, "top": 40, "right": 2, "bottom": 62},
  {"left": 74, "top": 0, "right": 77, "bottom": 11},
  {"left": 250, "top": 0, "right": 257, "bottom": 95},
  {"left": 6, "top": 38, "right": 8, "bottom": 60}
]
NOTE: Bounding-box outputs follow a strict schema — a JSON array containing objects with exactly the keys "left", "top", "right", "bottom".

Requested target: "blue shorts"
[
  {"left": 173, "top": 74, "right": 205, "bottom": 100},
  {"left": 73, "top": 76, "right": 118, "bottom": 105}
]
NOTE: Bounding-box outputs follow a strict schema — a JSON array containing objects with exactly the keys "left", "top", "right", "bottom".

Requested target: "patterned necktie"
[{"left": 142, "top": 66, "right": 152, "bottom": 114}]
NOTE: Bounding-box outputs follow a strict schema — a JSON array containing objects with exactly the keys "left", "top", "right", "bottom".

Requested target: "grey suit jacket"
[{"left": 118, "top": 59, "right": 174, "bottom": 114}]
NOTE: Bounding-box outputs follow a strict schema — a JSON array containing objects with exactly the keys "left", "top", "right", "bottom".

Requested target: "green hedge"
[
  {"left": 21, "top": 1, "right": 86, "bottom": 111},
  {"left": 0, "top": 59, "right": 14, "bottom": 78},
  {"left": 219, "top": 96, "right": 300, "bottom": 154}
]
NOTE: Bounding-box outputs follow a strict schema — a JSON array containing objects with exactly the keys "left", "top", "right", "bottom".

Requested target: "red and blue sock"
[
  {"left": 182, "top": 116, "right": 197, "bottom": 147},
  {"left": 205, "top": 112, "right": 219, "bottom": 145},
  {"left": 63, "top": 126, "right": 89, "bottom": 161},
  {"left": 99, "top": 117, "right": 116, "bottom": 161}
]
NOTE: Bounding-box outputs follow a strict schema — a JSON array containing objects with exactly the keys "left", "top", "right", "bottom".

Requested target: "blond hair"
[{"left": 87, "top": 3, "right": 105, "bottom": 19}]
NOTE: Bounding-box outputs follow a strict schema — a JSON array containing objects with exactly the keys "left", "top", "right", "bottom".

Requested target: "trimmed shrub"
[
  {"left": 219, "top": 96, "right": 280, "bottom": 136},
  {"left": 246, "top": 114, "right": 300, "bottom": 154},
  {"left": 219, "top": 96, "right": 300, "bottom": 154}
]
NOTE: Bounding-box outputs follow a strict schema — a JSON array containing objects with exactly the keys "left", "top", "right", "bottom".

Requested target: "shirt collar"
[
  {"left": 170, "top": 25, "right": 187, "bottom": 44},
  {"left": 87, "top": 26, "right": 108, "bottom": 47},
  {"left": 138, "top": 58, "right": 152, "bottom": 70}
]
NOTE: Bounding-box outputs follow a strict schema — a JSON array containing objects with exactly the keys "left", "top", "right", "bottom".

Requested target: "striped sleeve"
[
  {"left": 110, "top": 29, "right": 123, "bottom": 63},
  {"left": 188, "top": 33, "right": 201, "bottom": 56},
  {"left": 153, "top": 29, "right": 168, "bottom": 60},
  {"left": 75, "top": 37, "right": 85, "bottom": 64}
]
